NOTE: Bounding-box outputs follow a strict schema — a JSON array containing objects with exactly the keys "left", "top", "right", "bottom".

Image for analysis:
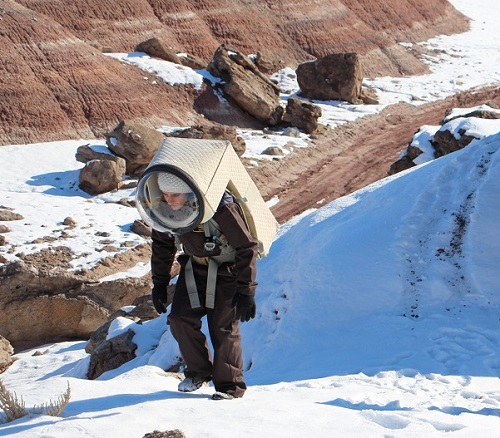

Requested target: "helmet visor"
[{"left": 135, "top": 170, "right": 201, "bottom": 234}]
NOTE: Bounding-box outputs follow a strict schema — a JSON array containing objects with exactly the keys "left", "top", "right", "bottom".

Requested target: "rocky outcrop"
[
  {"left": 389, "top": 107, "right": 500, "bottom": 174},
  {"left": 442, "top": 109, "right": 500, "bottom": 124},
  {"left": 208, "top": 46, "right": 284, "bottom": 126},
  {"left": 84, "top": 285, "right": 179, "bottom": 380},
  {"left": 0, "top": 243, "right": 153, "bottom": 351},
  {"left": 433, "top": 108, "right": 500, "bottom": 157},
  {"left": 432, "top": 127, "right": 478, "bottom": 158},
  {"left": 297, "top": 53, "right": 363, "bottom": 104}
]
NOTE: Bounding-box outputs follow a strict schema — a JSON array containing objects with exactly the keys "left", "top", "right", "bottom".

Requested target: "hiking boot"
[
  {"left": 178, "top": 376, "right": 206, "bottom": 392},
  {"left": 211, "top": 391, "right": 234, "bottom": 400}
]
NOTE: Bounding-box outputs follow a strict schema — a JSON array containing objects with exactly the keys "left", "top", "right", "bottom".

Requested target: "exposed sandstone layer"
[
  {"left": 0, "top": 0, "right": 469, "bottom": 145},
  {"left": 0, "top": 242, "right": 153, "bottom": 351},
  {"left": 17, "top": 0, "right": 468, "bottom": 76}
]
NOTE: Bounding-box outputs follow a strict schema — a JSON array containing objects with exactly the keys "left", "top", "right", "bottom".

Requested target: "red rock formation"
[
  {"left": 0, "top": 0, "right": 469, "bottom": 145},
  {"left": 0, "top": 0, "right": 206, "bottom": 145},
  {"left": 17, "top": 0, "right": 468, "bottom": 72}
]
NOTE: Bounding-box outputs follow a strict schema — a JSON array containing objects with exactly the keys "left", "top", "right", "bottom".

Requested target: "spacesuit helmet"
[{"left": 135, "top": 167, "right": 203, "bottom": 235}]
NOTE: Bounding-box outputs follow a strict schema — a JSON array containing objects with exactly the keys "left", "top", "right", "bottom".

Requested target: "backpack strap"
[
  {"left": 184, "top": 257, "right": 201, "bottom": 309},
  {"left": 203, "top": 220, "right": 219, "bottom": 309},
  {"left": 182, "top": 218, "right": 236, "bottom": 309},
  {"left": 205, "top": 258, "right": 219, "bottom": 309}
]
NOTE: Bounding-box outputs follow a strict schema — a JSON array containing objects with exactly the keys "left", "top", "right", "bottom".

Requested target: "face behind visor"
[{"left": 135, "top": 169, "right": 203, "bottom": 234}]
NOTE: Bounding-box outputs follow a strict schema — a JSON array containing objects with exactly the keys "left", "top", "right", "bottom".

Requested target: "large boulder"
[
  {"left": 0, "top": 335, "right": 14, "bottom": 373},
  {"left": 87, "top": 329, "right": 137, "bottom": 380},
  {"left": 208, "top": 45, "right": 284, "bottom": 125},
  {"left": 106, "top": 121, "right": 166, "bottom": 177},
  {"left": 254, "top": 49, "right": 287, "bottom": 74},
  {"left": 296, "top": 53, "right": 363, "bottom": 104},
  {"left": 135, "top": 38, "right": 207, "bottom": 70},
  {"left": 172, "top": 124, "right": 246, "bottom": 156},
  {"left": 282, "top": 97, "right": 322, "bottom": 134},
  {"left": 0, "top": 206, "right": 23, "bottom": 221},
  {"left": 78, "top": 159, "right": 126, "bottom": 195},
  {"left": 76, "top": 143, "right": 125, "bottom": 165}
]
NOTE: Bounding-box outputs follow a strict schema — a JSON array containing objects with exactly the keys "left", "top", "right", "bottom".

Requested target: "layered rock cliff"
[{"left": 0, "top": 0, "right": 469, "bottom": 145}]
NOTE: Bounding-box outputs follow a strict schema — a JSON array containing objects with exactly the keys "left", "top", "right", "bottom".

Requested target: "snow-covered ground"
[{"left": 1, "top": 0, "right": 500, "bottom": 436}]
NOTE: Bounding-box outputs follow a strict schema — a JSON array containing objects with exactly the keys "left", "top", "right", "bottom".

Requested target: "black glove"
[
  {"left": 152, "top": 285, "right": 168, "bottom": 314},
  {"left": 232, "top": 293, "right": 256, "bottom": 323}
]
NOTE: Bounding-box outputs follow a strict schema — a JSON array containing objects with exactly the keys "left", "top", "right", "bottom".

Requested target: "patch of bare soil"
[
  {"left": 20, "top": 246, "right": 74, "bottom": 271},
  {"left": 10, "top": 242, "right": 152, "bottom": 280},
  {"left": 249, "top": 85, "right": 500, "bottom": 224}
]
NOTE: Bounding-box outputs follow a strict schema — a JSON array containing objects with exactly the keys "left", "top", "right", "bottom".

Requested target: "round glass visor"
[{"left": 135, "top": 171, "right": 201, "bottom": 234}]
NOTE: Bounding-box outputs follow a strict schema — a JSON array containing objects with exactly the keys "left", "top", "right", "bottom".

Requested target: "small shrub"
[
  {"left": 0, "top": 379, "right": 26, "bottom": 423},
  {"left": 32, "top": 382, "right": 71, "bottom": 417},
  {"left": 0, "top": 380, "right": 71, "bottom": 423}
]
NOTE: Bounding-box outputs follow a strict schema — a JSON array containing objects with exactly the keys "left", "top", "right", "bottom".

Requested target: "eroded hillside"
[{"left": 0, "top": 0, "right": 468, "bottom": 145}]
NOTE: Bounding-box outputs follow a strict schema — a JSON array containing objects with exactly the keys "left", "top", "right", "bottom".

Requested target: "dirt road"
[{"left": 249, "top": 85, "right": 500, "bottom": 224}]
